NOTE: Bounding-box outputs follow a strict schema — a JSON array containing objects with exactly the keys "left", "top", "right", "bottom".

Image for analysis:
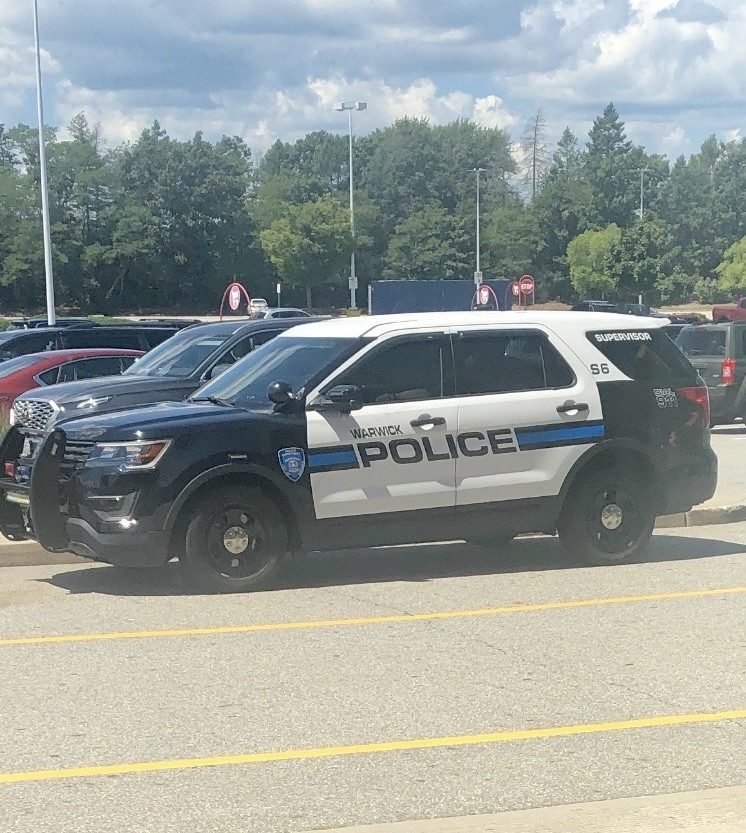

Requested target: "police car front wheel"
[
  {"left": 558, "top": 469, "right": 656, "bottom": 565},
  {"left": 181, "top": 485, "right": 286, "bottom": 592}
]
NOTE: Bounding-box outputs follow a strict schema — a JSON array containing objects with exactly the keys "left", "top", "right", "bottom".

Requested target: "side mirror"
[
  {"left": 267, "top": 380, "right": 297, "bottom": 406},
  {"left": 321, "top": 384, "right": 363, "bottom": 414}
]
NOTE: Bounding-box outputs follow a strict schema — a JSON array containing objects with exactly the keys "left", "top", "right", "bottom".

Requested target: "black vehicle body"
[
  {"left": 0, "top": 322, "right": 193, "bottom": 362},
  {"left": 0, "top": 314, "right": 716, "bottom": 575},
  {"left": 10, "top": 317, "right": 323, "bottom": 432},
  {"left": 676, "top": 321, "right": 746, "bottom": 423},
  {"left": 571, "top": 300, "right": 620, "bottom": 313}
]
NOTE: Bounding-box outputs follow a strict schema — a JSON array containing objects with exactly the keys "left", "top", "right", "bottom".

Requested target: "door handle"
[
  {"left": 556, "top": 402, "right": 589, "bottom": 414},
  {"left": 410, "top": 414, "right": 446, "bottom": 428}
]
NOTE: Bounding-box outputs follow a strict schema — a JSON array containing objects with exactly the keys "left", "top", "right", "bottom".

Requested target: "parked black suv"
[
  {"left": 10, "top": 317, "right": 322, "bottom": 431},
  {"left": 0, "top": 323, "right": 192, "bottom": 363},
  {"left": 676, "top": 321, "right": 746, "bottom": 424}
]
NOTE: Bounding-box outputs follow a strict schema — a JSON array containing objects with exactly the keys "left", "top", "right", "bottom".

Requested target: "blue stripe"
[
  {"left": 517, "top": 424, "right": 605, "bottom": 446},
  {"left": 309, "top": 450, "right": 358, "bottom": 467}
]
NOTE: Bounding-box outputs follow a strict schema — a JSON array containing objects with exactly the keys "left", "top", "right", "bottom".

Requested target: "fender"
[
  {"left": 557, "top": 437, "right": 663, "bottom": 509},
  {"left": 164, "top": 462, "right": 307, "bottom": 534}
]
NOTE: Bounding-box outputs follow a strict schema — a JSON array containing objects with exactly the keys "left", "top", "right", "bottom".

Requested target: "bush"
[{"left": 693, "top": 278, "right": 737, "bottom": 305}]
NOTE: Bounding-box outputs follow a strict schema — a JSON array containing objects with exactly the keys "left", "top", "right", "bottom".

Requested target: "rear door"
[{"left": 452, "top": 327, "right": 603, "bottom": 506}]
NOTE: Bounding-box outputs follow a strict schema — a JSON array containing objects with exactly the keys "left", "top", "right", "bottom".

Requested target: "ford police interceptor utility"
[{"left": 0, "top": 312, "right": 716, "bottom": 591}]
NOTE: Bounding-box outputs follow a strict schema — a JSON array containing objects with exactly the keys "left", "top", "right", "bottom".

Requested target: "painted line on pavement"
[
  {"left": 0, "top": 586, "right": 744, "bottom": 648},
  {"left": 1, "top": 709, "right": 744, "bottom": 785}
]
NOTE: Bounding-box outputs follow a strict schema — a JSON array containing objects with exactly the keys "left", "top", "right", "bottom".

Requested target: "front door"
[
  {"left": 451, "top": 328, "right": 603, "bottom": 506},
  {"left": 306, "top": 333, "right": 458, "bottom": 519}
]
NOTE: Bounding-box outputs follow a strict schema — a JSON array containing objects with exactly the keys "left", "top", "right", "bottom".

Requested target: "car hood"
[
  {"left": 59, "top": 400, "right": 272, "bottom": 442},
  {"left": 16, "top": 374, "right": 193, "bottom": 404}
]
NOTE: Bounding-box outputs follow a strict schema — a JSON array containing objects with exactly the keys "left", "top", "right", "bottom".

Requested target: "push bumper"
[{"left": 65, "top": 518, "right": 171, "bottom": 567}]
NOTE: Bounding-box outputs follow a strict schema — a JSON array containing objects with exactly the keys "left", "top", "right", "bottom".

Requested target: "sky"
[{"left": 1, "top": 0, "right": 745, "bottom": 162}]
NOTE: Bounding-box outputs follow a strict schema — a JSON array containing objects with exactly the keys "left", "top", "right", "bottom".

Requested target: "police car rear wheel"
[
  {"left": 558, "top": 469, "right": 655, "bottom": 565},
  {"left": 182, "top": 486, "right": 286, "bottom": 592}
]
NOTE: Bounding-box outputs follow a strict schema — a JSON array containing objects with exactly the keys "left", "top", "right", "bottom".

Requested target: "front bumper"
[{"left": 65, "top": 518, "right": 170, "bottom": 567}]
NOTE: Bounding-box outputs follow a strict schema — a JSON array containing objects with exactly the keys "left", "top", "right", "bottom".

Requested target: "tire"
[
  {"left": 557, "top": 468, "right": 656, "bottom": 565},
  {"left": 181, "top": 485, "right": 287, "bottom": 592}
]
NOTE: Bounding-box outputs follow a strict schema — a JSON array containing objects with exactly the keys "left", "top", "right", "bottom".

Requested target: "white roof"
[{"left": 280, "top": 311, "right": 669, "bottom": 339}]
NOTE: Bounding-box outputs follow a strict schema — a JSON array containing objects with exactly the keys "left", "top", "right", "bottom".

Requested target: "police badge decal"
[{"left": 278, "top": 447, "right": 306, "bottom": 482}]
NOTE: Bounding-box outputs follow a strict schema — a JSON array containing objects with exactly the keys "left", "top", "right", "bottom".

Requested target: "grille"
[
  {"left": 13, "top": 400, "right": 55, "bottom": 431},
  {"left": 59, "top": 440, "right": 95, "bottom": 480}
]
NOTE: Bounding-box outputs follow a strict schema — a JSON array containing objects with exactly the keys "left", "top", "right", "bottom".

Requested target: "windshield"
[
  {"left": 124, "top": 328, "right": 232, "bottom": 377},
  {"left": 676, "top": 328, "right": 727, "bottom": 357},
  {"left": 192, "top": 336, "right": 358, "bottom": 406}
]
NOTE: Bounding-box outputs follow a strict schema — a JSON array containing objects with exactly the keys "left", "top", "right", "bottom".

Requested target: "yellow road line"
[
  {"left": 1, "top": 709, "right": 744, "bottom": 785},
  {"left": 1, "top": 586, "right": 744, "bottom": 648}
]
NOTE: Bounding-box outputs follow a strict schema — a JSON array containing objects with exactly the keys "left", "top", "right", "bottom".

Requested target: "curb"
[
  {"left": 655, "top": 502, "right": 746, "bottom": 529},
  {"left": 1, "top": 503, "right": 745, "bottom": 568}
]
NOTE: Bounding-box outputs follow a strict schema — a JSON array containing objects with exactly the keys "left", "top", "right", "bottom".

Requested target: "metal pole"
[
  {"left": 348, "top": 109, "right": 356, "bottom": 310},
  {"left": 476, "top": 170, "right": 481, "bottom": 277},
  {"left": 33, "top": 0, "right": 56, "bottom": 326},
  {"left": 640, "top": 168, "right": 644, "bottom": 220}
]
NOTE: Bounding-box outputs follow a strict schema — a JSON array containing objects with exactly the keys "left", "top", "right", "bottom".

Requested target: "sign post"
[
  {"left": 518, "top": 275, "right": 535, "bottom": 308},
  {"left": 219, "top": 281, "right": 251, "bottom": 320},
  {"left": 276, "top": 282, "right": 282, "bottom": 308}
]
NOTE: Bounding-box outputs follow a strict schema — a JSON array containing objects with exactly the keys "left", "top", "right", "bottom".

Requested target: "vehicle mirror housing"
[{"left": 267, "top": 380, "right": 297, "bottom": 406}]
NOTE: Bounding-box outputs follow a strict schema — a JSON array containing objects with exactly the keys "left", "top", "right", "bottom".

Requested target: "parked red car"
[{"left": 0, "top": 349, "right": 143, "bottom": 421}]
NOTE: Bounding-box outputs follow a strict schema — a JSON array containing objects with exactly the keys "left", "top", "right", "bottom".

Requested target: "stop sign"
[
  {"left": 519, "top": 275, "right": 534, "bottom": 295},
  {"left": 478, "top": 286, "right": 490, "bottom": 305},
  {"left": 228, "top": 284, "right": 241, "bottom": 311}
]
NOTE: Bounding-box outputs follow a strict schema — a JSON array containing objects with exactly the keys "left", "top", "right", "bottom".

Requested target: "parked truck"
[{"left": 712, "top": 298, "right": 746, "bottom": 323}]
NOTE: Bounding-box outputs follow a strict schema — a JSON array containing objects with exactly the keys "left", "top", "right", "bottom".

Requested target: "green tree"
[
  {"left": 382, "top": 203, "right": 470, "bottom": 281},
  {"left": 482, "top": 204, "right": 542, "bottom": 280},
  {"left": 259, "top": 194, "right": 351, "bottom": 308},
  {"left": 567, "top": 224, "right": 621, "bottom": 297},
  {"left": 715, "top": 236, "right": 746, "bottom": 291}
]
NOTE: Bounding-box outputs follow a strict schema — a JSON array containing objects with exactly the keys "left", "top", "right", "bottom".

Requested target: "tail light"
[
  {"left": 721, "top": 357, "right": 736, "bottom": 385},
  {"left": 678, "top": 386, "right": 711, "bottom": 428}
]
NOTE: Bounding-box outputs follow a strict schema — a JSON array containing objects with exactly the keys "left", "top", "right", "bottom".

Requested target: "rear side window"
[
  {"left": 454, "top": 331, "right": 575, "bottom": 395},
  {"left": 62, "top": 329, "right": 143, "bottom": 350},
  {"left": 676, "top": 328, "right": 726, "bottom": 357},
  {"left": 588, "top": 330, "right": 697, "bottom": 381}
]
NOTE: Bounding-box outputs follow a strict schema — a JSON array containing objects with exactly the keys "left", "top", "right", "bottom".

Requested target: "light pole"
[
  {"left": 32, "top": 0, "right": 56, "bottom": 325},
  {"left": 469, "top": 168, "right": 486, "bottom": 285},
  {"left": 336, "top": 101, "right": 367, "bottom": 309},
  {"left": 638, "top": 166, "right": 650, "bottom": 221}
]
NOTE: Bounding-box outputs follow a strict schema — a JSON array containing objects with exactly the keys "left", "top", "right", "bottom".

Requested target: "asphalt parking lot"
[{"left": 1, "top": 521, "right": 745, "bottom": 832}]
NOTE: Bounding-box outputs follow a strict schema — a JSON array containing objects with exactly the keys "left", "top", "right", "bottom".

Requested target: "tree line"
[{"left": 1, "top": 104, "right": 746, "bottom": 313}]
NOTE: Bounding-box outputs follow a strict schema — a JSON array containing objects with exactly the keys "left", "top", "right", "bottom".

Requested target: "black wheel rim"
[
  {"left": 204, "top": 506, "right": 274, "bottom": 579},
  {"left": 585, "top": 483, "right": 648, "bottom": 558}
]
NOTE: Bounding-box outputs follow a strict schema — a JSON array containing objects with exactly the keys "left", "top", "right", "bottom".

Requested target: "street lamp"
[
  {"left": 637, "top": 166, "right": 650, "bottom": 221},
  {"left": 469, "top": 168, "right": 486, "bottom": 285},
  {"left": 336, "top": 101, "right": 367, "bottom": 309},
  {"left": 32, "top": 0, "right": 56, "bottom": 325}
]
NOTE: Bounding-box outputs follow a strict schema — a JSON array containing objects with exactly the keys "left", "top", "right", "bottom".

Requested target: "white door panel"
[{"left": 307, "top": 401, "right": 458, "bottom": 518}]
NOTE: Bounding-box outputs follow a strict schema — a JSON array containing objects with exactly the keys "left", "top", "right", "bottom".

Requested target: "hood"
[
  {"left": 16, "top": 374, "right": 192, "bottom": 405},
  {"left": 59, "top": 400, "right": 270, "bottom": 442}
]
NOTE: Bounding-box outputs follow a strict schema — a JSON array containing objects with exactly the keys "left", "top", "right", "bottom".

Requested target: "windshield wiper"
[{"left": 191, "top": 396, "right": 235, "bottom": 407}]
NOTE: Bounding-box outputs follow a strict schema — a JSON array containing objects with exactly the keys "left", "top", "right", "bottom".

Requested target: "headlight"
[
  {"left": 74, "top": 396, "right": 113, "bottom": 410},
  {"left": 88, "top": 439, "right": 171, "bottom": 469}
]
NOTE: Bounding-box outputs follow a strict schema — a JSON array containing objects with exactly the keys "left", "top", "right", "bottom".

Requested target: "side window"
[
  {"left": 740, "top": 299, "right": 746, "bottom": 309},
  {"left": 331, "top": 337, "right": 448, "bottom": 405},
  {"left": 10, "top": 333, "right": 57, "bottom": 356},
  {"left": 62, "top": 330, "right": 143, "bottom": 350},
  {"left": 66, "top": 357, "right": 126, "bottom": 381},
  {"left": 120, "top": 356, "right": 139, "bottom": 371},
  {"left": 36, "top": 367, "right": 61, "bottom": 385},
  {"left": 453, "top": 332, "right": 574, "bottom": 395}
]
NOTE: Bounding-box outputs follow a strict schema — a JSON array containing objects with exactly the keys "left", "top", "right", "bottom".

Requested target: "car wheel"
[
  {"left": 557, "top": 468, "right": 656, "bottom": 565},
  {"left": 182, "top": 486, "right": 286, "bottom": 592}
]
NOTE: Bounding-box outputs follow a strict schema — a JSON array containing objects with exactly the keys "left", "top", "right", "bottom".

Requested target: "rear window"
[
  {"left": 587, "top": 329, "right": 697, "bottom": 382},
  {"left": 676, "top": 328, "right": 727, "bottom": 357}
]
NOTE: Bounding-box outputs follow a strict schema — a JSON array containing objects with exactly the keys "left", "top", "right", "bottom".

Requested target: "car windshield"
[
  {"left": 192, "top": 336, "right": 358, "bottom": 405},
  {"left": 124, "top": 328, "right": 232, "bottom": 377},
  {"left": 676, "top": 329, "right": 727, "bottom": 357}
]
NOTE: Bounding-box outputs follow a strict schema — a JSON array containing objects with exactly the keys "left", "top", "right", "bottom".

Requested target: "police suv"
[{"left": 0, "top": 312, "right": 716, "bottom": 591}]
